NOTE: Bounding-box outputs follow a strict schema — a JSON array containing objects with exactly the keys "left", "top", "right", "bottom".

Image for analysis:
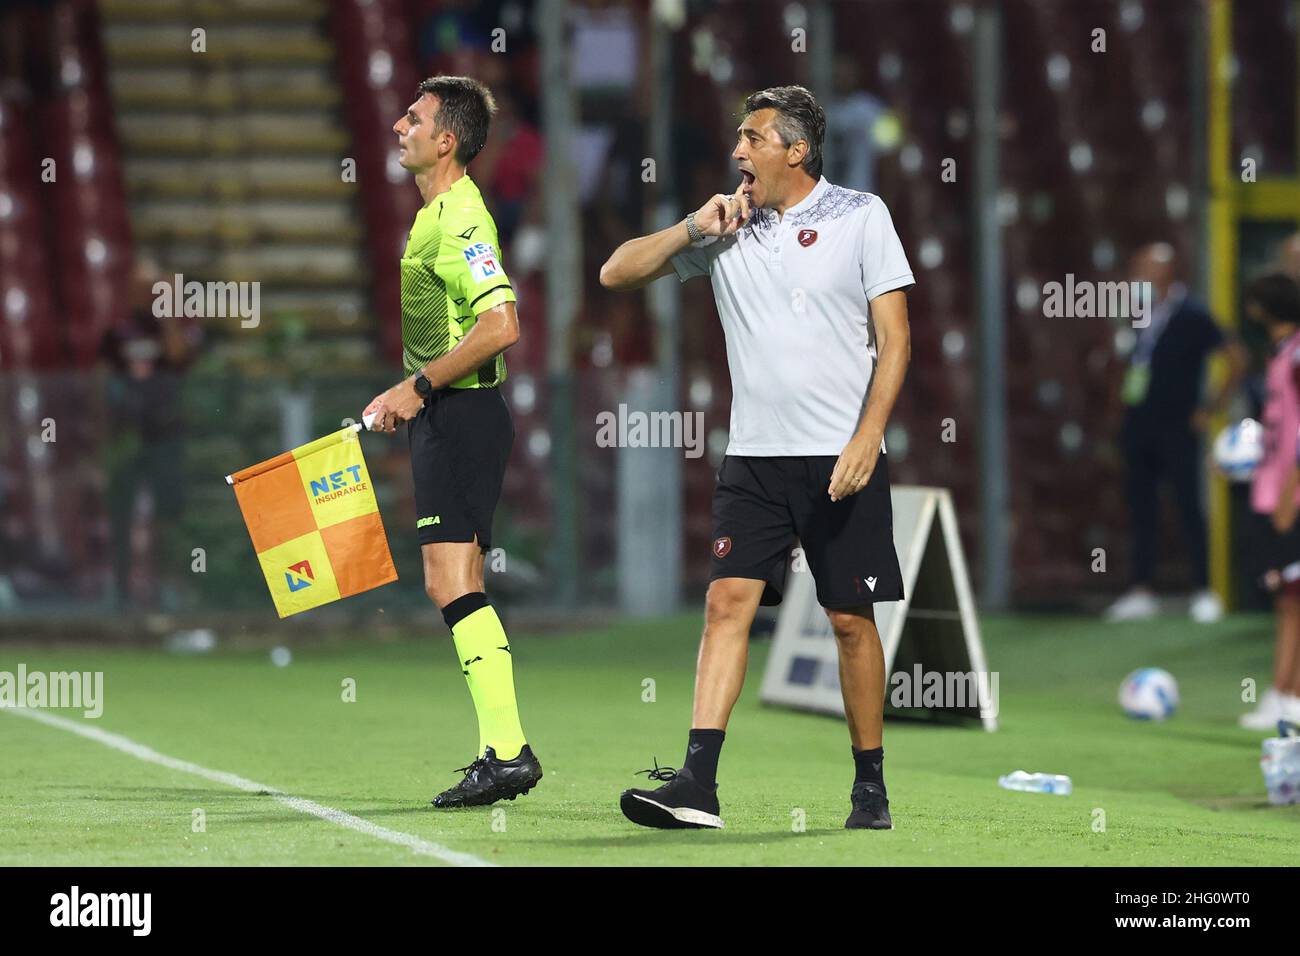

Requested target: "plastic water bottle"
[
  {"left": 998, "top": 770, "right": 1072, "bottom": 795},
  {"left": 1261, "top": 722, "right": 1300, "bottom": 806}
]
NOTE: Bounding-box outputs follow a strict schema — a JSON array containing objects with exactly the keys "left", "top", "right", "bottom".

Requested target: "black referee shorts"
[
  {"left": 407, "top": 386, "right": 513, "bottom": 552},
  {"left": 709, "top": 453, "right": 904, "bottom": 609}
]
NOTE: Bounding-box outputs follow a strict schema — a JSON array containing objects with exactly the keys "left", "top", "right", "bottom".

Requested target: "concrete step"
[
  {"left": 100, "top": 0, "right": 327, "bottom": 23},
  {"left": 131, "top": 197, "right": 357, "bottom": 233},
  {"left": 220, "top": 242, "right": 366, "bottom": 276},
  {"left": 102, "top": 23, "right": 333, "bottom": 67},
  {"left": 133, "top": 217, "right": 363, "bottom": 245},
  {"left": 155, "top": 289, "right": 371, "bottom": 336},
  {"left": 117, "top": 110, "right": 343, "bottom": 141},
  {"left": 258, "top": 289, "right": 371, "bottom": 335},
  {"left": 113, "top": 84, "right": 340, "bottom": 112},
  {"left": 127, "top": 177, "right": 353, "bottom": 203},
  {"left": 111, "top": 63, "right": 337, "bottom": 95},
  {"left": 125, "top": 156, "right": 355, "bottom": 202},
  {"left": 117, "top": 123, "right": 349, "bottom": 157},
  {"left": 127, "top": 155, "right": 347, "bottom": 182},
  {"left": 143, "top": 251, "right": 367, "bottom": 288},
  {"left": 109, "top": 63, "right": 340, "bottom": 111},
  {"left": 101, "top": 1, "right": 372, "bottom": 341}
]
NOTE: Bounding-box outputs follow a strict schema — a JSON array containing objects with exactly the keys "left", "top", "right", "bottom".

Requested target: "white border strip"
[{"left": 5, "top": 707, "right": 492, "bottom": 868}]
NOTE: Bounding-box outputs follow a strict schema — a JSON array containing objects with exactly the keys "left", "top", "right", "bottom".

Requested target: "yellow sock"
[{"left": 449, "top": 602, "right": 526, "bottom": 760}]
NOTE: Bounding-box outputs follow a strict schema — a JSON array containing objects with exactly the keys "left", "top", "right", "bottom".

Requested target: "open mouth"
[{"left": 740, "top": 169, "right": 755, "bottom": 197}]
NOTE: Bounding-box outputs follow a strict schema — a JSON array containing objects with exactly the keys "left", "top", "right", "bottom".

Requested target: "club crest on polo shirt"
[
  {"left": 797, "top": 228, "right": 818, "bottom": 247},
  {"left": 713, "top": 536, "right": 732, "bottom": 558},
  {"left": 463, "top": 242, "right": 500, "bottom": 283}
]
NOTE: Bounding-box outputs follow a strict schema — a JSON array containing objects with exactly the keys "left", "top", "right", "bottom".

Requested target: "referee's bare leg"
[
  {"left": 825, "top": 606, "right": 885, "bottom": 750},
  {"left": 421, "top": 540, "right": 484, "bottom": 609}
]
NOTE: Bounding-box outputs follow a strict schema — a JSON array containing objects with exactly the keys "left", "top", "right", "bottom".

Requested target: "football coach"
[{"left": 599, "top": 85, "right": 914, "bottom": 831}]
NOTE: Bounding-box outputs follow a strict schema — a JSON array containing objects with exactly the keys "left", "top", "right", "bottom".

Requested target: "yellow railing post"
[{"left": 1207, "top": 0, "right": 1235, "bottom": 605}]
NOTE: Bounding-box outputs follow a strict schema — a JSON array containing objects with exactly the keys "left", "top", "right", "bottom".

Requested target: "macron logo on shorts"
[{"left": 865, "top": 576, "right": 877, "bottom": 591}]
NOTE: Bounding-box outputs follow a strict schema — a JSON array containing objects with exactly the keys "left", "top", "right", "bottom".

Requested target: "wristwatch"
[
  {"left": 685, "top": 211, "right": 704, "bottom": 244},
  {"left": 412, "top": 373, "right": 434, "bottom": 400}
]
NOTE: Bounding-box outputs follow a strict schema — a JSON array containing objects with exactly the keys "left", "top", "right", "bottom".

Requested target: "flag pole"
[{"left": 225, "top": 412, "right": 378, "bottom": 484}]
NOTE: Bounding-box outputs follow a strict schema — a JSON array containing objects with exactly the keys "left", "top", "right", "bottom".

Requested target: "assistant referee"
[
  {"left": 364, "top": 76, "right": 541, "bottom": 809},
  {"left": 600, "top": 85, "right": 914, "bottom": 831}
]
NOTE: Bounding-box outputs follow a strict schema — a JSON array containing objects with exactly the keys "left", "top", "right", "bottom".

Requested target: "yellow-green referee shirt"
[{"left": 400, "top": 174, "right": 515, "bottom": 387}]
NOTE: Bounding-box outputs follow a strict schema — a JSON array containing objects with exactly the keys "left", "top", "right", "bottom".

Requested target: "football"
[
  {"left": 1120, "top": 668, "right": 1180, "bottom": 721},
  {"left": 1213, "top": 418, "right": 1264, "bottom": 482}
]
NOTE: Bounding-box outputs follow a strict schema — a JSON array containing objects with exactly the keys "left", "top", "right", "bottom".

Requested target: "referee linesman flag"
[{"left": 226, "top": 416, "right": 397, "bottom": 618}]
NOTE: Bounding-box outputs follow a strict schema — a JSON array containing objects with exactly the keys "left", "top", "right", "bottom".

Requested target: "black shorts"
[
  {"left": 407, "top": 386, "right": 513, "bottom": 551},
  {"left": 709, "top": 453, "right": 904, "bottom": 608},
  {"left": 1248, "top": 509, "right": 1300, "bottom": 587}
]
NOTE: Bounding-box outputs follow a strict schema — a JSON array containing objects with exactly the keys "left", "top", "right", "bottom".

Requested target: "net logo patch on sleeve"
[{"left": 463, "top": 241, "right": 500, "bottom": 283}]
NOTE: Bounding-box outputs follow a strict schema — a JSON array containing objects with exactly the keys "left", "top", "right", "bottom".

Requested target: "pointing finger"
[{"left": 734, "top": 179, "right": 750, "bottom": 223}]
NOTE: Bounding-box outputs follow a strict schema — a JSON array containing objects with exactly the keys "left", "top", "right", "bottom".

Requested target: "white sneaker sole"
[
  {"left": 1105, "top": 608, "right": 1158, "bottom": 622},
  {"left": 626, "top": 793, "right": 724, "bottom": 829},
  {"left": 1238, "top": 711, "right": 1282, "bottom": 730}
]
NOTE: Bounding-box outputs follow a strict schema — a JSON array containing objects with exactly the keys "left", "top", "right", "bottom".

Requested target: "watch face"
[{"left": 415, "top": 375, "right": 431, "bottom": 397}]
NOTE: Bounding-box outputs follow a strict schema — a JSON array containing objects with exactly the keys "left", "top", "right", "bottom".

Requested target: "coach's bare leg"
[
  {"left": 827, "top": 606, "right": 886, "bottom": 749},
  {"left": 421, "top": 539, "right": 485, "bottom": 607},
  {"left": 692, "top": 578, "right": 766, "bottom": 729}
]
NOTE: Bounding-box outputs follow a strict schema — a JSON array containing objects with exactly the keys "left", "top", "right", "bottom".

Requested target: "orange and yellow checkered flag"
[{"left": 226, "top": 423, "right": 397, "bottom": 618}]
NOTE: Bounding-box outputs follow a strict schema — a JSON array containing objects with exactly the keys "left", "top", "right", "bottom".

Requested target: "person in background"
[
  {"left": 1106, "top": 242, "right": 1247, "bottom": 623},
  {"left": 1275, "top": 232, "right": 1300, "bottom": 284},
  {"left": 468, "top": 90, "right": 542, "bottom": 246},
  {"left": 100, "top": 256, "right": 201, "bottom": 609},
  {"left": 823, "top": 54, "right": 889, "bottom": 195},
  {"left": 1237, "top": 274, "right": 1300, "bottom": 729}
]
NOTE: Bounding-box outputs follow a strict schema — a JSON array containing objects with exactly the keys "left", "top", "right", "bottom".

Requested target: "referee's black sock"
[
  {"left": 853, "top": 746, "right": 885, "bottom": 793},
  {"left": 683, "top": 728, "right": 724, "bottom": 790}
]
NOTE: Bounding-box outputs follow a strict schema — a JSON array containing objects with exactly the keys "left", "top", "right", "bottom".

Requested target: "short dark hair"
[
  {"left": 742, "top": 85, "right": 827, "bottom": 179},
  {"left": 1244, "top": 272, "right": 1300, "bottom": 326},
  {"left": 416, "top": 75, "right": 497, "bottom": 165}
]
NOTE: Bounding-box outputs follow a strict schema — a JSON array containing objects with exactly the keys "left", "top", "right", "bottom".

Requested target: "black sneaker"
[
  {"left": 845, "top": 782, "right": 892, "bottom": 830},
  {"left": 431, "top": 745, "right": 543, "bottom": 808},
  {"left": 619, "top": 761, "right": 723, "bottom": 829}
]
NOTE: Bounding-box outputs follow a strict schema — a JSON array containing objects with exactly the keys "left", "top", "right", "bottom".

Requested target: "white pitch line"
[{"left": 4, "top": 707, "right": 492, "bottom": 868}]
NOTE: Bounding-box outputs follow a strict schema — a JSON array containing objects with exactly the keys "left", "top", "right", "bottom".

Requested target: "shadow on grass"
[
  {"left": 1157, "top": 727, "right": 1278, "bottom": 748},
  {"left": 518, "top": 826, "right": 861, "bottom": 849}
]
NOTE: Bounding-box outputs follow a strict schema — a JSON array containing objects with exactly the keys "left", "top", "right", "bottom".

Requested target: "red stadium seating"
[
  {"left": 42, "top": 0, "right": 133, "bottom": 367},
  {"left": 329, "top": 0, "right": 423, "bottom": 367},
  {"left": 0, "top": 96, "right": 61, "bottom": 370}
]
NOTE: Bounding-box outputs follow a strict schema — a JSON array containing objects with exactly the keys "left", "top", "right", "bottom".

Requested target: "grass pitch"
[{"left": 2, "top": 612, "right": 1297, "bottom": 866}]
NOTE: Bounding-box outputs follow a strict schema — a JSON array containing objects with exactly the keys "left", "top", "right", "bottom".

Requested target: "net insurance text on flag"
[{"left": 227, "top": 425, "right": 398, "bottom": 617}]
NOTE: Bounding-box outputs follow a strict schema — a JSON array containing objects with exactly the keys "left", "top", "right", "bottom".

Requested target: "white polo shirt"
[{"left": 671, "top": 175, "right": 914, "bottom": 456}]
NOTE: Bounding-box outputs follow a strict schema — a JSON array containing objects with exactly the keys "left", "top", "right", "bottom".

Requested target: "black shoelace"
[
  {"left": 453, "top": 757, "right": 486, "bottom": 778},
  {"left": 852, "top": 782, "right": 887, "bottom": 804},
  {"left": 634, "top": 758, "right": 677, "bottom": 782}
]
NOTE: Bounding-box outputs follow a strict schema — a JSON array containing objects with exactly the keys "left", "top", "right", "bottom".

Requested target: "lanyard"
[{"left": 1131, "top": 285, "right": 1185, "bottom": 367}]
